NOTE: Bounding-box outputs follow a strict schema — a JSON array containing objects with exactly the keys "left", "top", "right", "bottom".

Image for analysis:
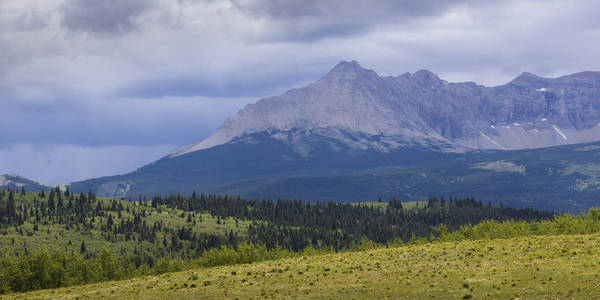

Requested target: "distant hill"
[
  {"left": 0, "top": 174, "right": 51, "bottom": 192},
  {"left": 211, "top": 141, "right": 600, "bottom": 212},
  {"left": 70, "top": 61, "right": 600, "bottom": 211}
]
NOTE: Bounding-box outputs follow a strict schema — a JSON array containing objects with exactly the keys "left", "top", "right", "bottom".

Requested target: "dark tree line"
[
  {"left": 1, "top": 188, "right": 554, "bottom": 256},
  {"left": 150, "top": 193, "right": 554, "bottom": 251},
  {"left": 1, "top": 187, "right": 554, "bottom": 256},
  {"left": 0, "top": 188, "right": 235, "bottom": 266}
]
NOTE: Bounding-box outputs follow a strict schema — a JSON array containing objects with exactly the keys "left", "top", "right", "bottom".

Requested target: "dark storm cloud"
[
  {"left": 232, "top": 0, "right": 493, "bottom": 41},
  {"left": 2, "top": 0, "right": 600, "bottom": 184},
  {"left": 0, "top": 95, "right": 251, "bottom": 147},
  {"left": 60, "top": 0, "right": 158, "bottom": 34},
  {"left": 234, "top": 0, "right": 471, "bottom": 19}
]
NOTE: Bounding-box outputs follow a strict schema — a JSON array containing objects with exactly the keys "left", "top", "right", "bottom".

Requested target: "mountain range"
[
  {"left": 174, "top": 60, "right": 600, "bottom": 155},
  {"left": 68, "top": 61, "right": 600, "bottom": 211}
]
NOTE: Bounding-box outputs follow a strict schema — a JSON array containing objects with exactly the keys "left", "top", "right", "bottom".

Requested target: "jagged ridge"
[{"left": 173, "top": 61, "right": 600, "bottom": 157}]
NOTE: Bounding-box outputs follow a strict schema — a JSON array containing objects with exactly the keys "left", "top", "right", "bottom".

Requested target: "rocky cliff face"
[{"left": 172, "top": 61, "right": 600, "bottom": 157}]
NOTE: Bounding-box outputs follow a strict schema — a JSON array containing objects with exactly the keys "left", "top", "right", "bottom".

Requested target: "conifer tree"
[
  {"left": 7, "top": 191, "right": 16, "bottom": 218},
  {"left": 48, "top": 192, "right": 55, "bottom": 211}
]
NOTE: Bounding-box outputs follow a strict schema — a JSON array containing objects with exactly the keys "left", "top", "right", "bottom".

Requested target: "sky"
[{"left": 1, "top": 0, "right": 600, "bottom": 185}]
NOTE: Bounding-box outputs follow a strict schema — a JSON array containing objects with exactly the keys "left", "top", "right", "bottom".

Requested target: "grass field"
[
  {"left": 0, "top": 194, "right": 252, "bottom": 257},
  {"left": 352, "top": 201, "right": 426, "bottom": 210},
  {"left": 0, "top": 194, "right": 426, "bottom": 258},
  {"left": 9, "top": 233, "right": 600, "bottom": 299}
]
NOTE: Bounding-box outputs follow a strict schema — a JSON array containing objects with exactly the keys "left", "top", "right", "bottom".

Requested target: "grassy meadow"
[
  {"left": 0, "top": 194, "right": 251, "bottom": 257},
  {"left": 9, "top": 232, "right": 600, "bottom": 299}
]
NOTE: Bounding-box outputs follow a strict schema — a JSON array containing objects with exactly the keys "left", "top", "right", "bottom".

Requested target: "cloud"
[
  {"left": 0, "top": 143, "right": 176, "bottom": 185},
  {"left": 0, "top": 96, "right": 256, "bottom": 147},
  {"left": 231, "top": 0, "right": 495, "bottom": 42},
  {"left": 13, "top": 9, "right": 50, "bottom": 31},
  {"left": 1, "top": 0, "right": 600, "bottom": 184},
  {"left": 117, "top": 71, "right": 317, "bottom": 98},
  {"left": 59, "top": 0, "right": 159, "bottom": 34}
]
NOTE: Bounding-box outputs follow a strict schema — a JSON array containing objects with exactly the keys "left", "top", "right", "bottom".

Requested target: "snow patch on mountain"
[
  {"left": 171, "top": 61, "right": 600, "bottom": 157},
  {"left": 553, "top": 125, "right": 568, "bottom": 140}
]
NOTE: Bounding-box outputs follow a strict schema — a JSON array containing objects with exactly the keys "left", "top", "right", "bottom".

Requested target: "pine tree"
[
  {"left": 80, "top": 241, "right": 87, "bottom": 254},
  {"left": 7, "top": 191, "right": 16, "bottom": 219},
  {"left": 48, "top": 192, "right": 55, "bottom": 211}
]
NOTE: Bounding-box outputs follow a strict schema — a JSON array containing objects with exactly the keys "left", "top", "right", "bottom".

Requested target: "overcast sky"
[{"left": 1, "top": 0, "right": 600, "bottom": 185}]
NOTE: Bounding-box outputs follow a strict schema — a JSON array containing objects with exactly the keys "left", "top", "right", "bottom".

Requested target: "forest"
[{"left": 0, "top": 187, "right": 587, "bottom": 294}]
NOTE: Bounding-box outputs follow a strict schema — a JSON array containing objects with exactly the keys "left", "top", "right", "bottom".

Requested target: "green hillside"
[
  {"left": 9, "top": 232, "right": 600, "bottom": 299},
  {"left": 0, "top": 190, "right": 251, "bottom": 260},
  {"left": 214, "top": 141, "right": 600, "bottom": 212},
  {"left": 2, "top": 188, "right": 600, "bottom": 298},
  {"left": 71, "top": 132, "right": 600, "bottom": 212},
  {"left": 0, "top": 189, "right": 555, "bottom": 294}
]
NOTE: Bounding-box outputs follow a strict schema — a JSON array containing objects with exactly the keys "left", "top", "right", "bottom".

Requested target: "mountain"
[
  {"left": 0, "top": 174, "right": 51, "bottom": 192},
  {"left": 71, "top": 61, "right": 600, "bottom": 211},
  {"left": 173, "top": 61, "right": 600, "bottom": 155},
  {"left": 211, "top": 141, "right": 600, "bottom": 212}
]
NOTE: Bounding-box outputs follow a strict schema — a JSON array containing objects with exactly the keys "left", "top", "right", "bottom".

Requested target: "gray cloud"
[
  {"left": 234, "top": 0, "right": 473, "bottom": 19},
  {"left": 60, "top": 0, "right": 158, "bottom": 34},
  {"left": 2, "top": 0, "right": 600, "bottom": 184},
  {"left": 117, "top": 71, "right": 317, "bottom": 98},
  {"left": 0, "top": 95, "right": 255, "bottom": 147},
  {"left": 13, "top": 9, "right": 50, "bottom": 31},
  {"left": 0, "top": 144, "right": 176, "bottom": 185},
  {"left": 232, "top": 0, "right": 493, "bottom": 42}
]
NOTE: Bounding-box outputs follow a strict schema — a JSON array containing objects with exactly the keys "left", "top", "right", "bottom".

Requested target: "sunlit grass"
[
  {"left": 0, "top": 195, "right": 252, "bottom": 257},
  {"left": 11, "top": 233, "right": 600, "bottom": 299}
]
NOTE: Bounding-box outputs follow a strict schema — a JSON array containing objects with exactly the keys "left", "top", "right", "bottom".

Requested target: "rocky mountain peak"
[
  {"left": 413, "top": 69, "right": 439, "bottom": 80},
  {"left": 411, "top": 69, "right": 444, "bottom": 88},
  {"left": 171, "top": 61, "right": 600, "bottom": 157},
  {"left": 319, "top": 60, "right": 380, "bottom": 84},
  {"left": 509, "top": 72, "right": 544, "bottom": 86},
  {"left": 327, "top": 60, "right": 363, "bottom": 74}
]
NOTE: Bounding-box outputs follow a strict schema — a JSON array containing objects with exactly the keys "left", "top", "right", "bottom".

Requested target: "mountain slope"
[
  {"left": 173, "top": 61, "right": 600, "bottom": 155},
  {"left": 71, "top": 61, "right": 600, "bottom": 211},
  {"left": 0, "top": 174, "right": 51, "bottom": 192},
  {"left": 212, "top": 141, "right": 600, "bottom": 212},
  {"left": 71, "top": 129, "right": 456, "bottom": 197},
  {"left": 15, "top": 233, "right": 600, "bottom": 299}
]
